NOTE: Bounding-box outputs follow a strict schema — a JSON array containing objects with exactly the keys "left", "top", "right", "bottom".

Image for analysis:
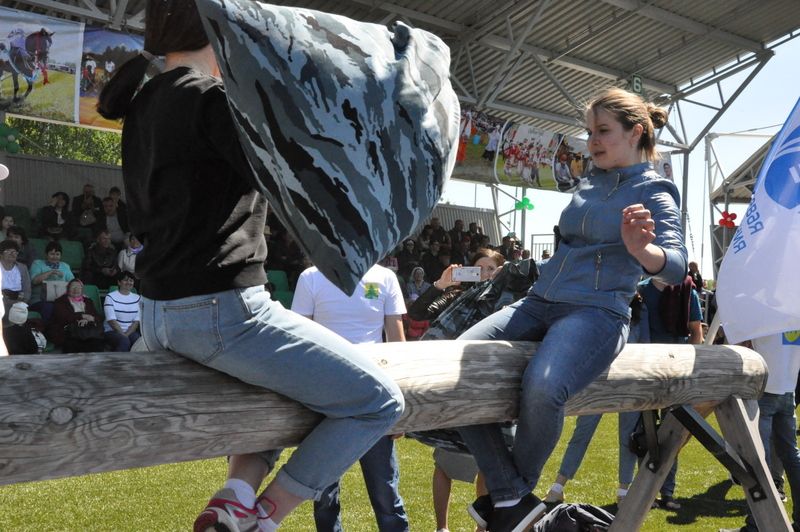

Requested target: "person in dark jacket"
[{"left": 47, "top": 278, "right": 105, "bottom": 353}]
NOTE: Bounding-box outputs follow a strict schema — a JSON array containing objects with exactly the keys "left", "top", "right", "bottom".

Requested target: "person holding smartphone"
[{"left": 407, "top": 248, "right": 504, "bottom": 324}]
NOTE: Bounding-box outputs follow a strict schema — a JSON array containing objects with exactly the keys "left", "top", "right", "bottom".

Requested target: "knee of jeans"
[
  {"left": 377, "top": 379, "right": 405, "bottom": 427},
  {"left": 522, "top": 376, "right": 568, "bottom": 408}
]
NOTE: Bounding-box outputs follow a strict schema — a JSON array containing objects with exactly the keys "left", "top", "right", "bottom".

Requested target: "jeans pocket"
[{"left": 163, "top": 297, "right": 223, "bottom": 363}]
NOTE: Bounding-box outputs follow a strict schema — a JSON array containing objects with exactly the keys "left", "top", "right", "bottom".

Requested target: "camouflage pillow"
[{"left": 196, "top": 0, "right": 460, "bottom": 294}]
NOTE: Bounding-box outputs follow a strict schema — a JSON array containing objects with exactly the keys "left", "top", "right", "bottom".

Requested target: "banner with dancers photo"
[
  {"left": 496, "top": 123, "right": 562, "bottom": 189},
  {"left": 450, "top": 105, "right": 506, "bottom": 184}
]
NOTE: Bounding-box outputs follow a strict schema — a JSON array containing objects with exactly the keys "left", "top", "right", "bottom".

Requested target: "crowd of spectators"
[{"left": 0, "top": 184, "right": 141, "bottom": 354}]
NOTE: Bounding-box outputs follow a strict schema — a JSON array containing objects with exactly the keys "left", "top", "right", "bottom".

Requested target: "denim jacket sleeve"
[{"left": 643, "top": 179, "right": 687, "bottom": 285}]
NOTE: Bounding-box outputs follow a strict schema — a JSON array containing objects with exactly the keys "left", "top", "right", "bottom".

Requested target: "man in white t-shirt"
[
  {"left": 292, "top": 264, "right": 408, "bottom": 532},
  {"left": 731, "top": 330, "right": 800, "bottom": 532}
]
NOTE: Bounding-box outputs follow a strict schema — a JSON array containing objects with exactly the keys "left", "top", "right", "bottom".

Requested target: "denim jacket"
[{"left": 532, "top": 162, "right": 687, "bottom": 318}]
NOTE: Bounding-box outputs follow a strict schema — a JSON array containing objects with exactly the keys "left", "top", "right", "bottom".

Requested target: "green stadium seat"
[
  {"left": 267, "top": 269, "right": 290, "bottom": 291},
  {"left": 60, "top": 240, "right": 85, "bottom": 273},
  {"left": 272, "top": 290, "right": 294, "bottom": 309},
  {"left": 29, "top": 238, "right": 48, "bottom": 259},
  {"left": 82, "top": 284, "right": 103, "bottom": 320}
]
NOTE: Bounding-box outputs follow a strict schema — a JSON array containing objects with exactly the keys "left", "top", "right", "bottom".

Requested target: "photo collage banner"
[
  {"left": 453, "top": 105, "right": 673, "bottom": 192},
  {"left": 0, "top": 6, "right": 143, "bottom": 130}
]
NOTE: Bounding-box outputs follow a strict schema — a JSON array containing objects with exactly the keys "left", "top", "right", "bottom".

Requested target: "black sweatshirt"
[{"left": 122, "top": 67, "right": 267, "bottom": 300}]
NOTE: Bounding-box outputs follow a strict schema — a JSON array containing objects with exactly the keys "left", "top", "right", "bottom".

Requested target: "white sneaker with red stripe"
[{"left": 193, "top": 488, "right": 260, "bottom": 532}]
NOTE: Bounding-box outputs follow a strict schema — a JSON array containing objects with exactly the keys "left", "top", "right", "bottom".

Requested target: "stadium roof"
[
  {"left": 4, "top": 0, "right": 800, "bottom": 143},
  {"left": 709, "top": 136, "right": 772, "bottom": 205}
]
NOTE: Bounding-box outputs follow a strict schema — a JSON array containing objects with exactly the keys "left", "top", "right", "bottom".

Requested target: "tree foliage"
[{"left": 8, "top": 116, "right": 121, "bottom": 166}]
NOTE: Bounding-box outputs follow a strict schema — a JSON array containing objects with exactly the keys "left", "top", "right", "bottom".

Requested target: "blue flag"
[{"left": 716, "top": 96, "right": 800, "bottom": 343}]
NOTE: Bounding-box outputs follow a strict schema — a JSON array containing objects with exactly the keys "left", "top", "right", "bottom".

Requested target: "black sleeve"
[{"left": 407, "top": 285, "right": 461, "bottom": 321}]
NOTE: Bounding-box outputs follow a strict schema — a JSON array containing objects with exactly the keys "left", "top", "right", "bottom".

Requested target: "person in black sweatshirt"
[{"left": 97, "top": 2, "right": 403, "bottom": 530}]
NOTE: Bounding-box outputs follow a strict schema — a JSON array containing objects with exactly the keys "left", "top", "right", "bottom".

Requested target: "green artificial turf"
[{"left": 0, "top": 415, "right": 777, "bottom": 531}]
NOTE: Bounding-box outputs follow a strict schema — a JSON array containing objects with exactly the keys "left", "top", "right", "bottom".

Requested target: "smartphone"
[{"left": 451, "top": 266, "right": 482, "bottom": 282}]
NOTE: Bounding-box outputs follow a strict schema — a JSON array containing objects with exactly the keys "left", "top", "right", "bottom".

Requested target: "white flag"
[{"left": 716, "top": 96, "right": 800, "bottom": 343}]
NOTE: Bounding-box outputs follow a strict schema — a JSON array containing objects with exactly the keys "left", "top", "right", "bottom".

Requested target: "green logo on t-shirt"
[{"left": 364, "top": 283, "right": 380, "bottom": 299}]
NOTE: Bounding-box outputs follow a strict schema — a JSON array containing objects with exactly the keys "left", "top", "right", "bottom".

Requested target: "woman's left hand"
[
  {"left": 81, "top": 314, "right": 95, "bottom": 322},
  {"left": 621, "top": 204, "right": 656, "bottom": 254}
]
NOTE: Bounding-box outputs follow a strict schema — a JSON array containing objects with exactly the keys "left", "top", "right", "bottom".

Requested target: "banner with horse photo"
[
  {"left": 0, "top": 7, "right": 83, "bottom": 122},
  {"left": 79, "top": 27, "right": 143, "bottom": 130},
  {"left": 496, "top": 123, "right": 562, "bottom": 190},
  {"left": 450, "top": 105, "right": 507, "bottom": 184}
]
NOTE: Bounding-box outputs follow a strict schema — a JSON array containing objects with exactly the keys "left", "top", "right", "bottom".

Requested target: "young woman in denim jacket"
[
  {"left": 97, "top": 1, "right": 404, "bottom": 530},
  {"left": 458, "top": 87, "right": 688, "bottom": 532}
]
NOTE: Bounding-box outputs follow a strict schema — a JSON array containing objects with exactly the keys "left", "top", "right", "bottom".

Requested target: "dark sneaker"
[
  {"left": 658, "top": 495, "right": 681, "bottom": 510},
  {"left": 193, "top": 488, "right": 259, "bottom": 532},
  {"left": 776, "top": 478, "right": 788, "bottom": 503},
  {"left": 468, "top": 494, "right": 493, "bottom": 529},
  {"left": 487, "top": 493, "right": 547, "bottom": 532}
]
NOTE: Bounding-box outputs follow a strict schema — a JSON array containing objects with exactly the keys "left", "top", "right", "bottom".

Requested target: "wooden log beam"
[{"left": 0, "top": 341, "right": 765, "bottom": 486}]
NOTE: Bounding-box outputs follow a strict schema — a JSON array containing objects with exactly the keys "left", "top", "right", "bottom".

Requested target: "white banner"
[{"left": 716, "top": 96, "right": 800, "bottom": 343}]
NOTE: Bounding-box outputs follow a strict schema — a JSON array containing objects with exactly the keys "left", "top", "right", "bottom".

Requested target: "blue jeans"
[
  {"left": 104, "top": 330, "right": 141, "bottom": 352},
  {"left": 314, "top": 436, "right": 408, "bottom": 531},
  {"left": 744, "top": 392, "right": 800, "bottom": 529},
  {"left": 558, "top": 412, "right": 640, "bottom": 485},
  {"left": 140, "top": 286, "right": 404, "bottom": 501},
  {"left": 457, "top": 294, "right": 628, "bottom": 501}
]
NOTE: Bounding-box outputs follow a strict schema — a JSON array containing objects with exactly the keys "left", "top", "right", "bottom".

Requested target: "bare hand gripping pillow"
[{"left": 195, "top": 0, "right": 460, "bottom": 294}]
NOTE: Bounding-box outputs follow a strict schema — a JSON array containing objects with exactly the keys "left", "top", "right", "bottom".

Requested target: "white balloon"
[
  {"left": 6, "top": 135, "right": 14, "bottom": 142},
  {"left": 0, "top": 164, "right": 9, "bottom": 180}
]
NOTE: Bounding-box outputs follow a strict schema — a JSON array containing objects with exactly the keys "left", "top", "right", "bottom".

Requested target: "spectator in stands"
[
  {"left": 47, "top": 278, "right": 105, "bottom": 353},
  {"left": 688, "top": 260, "right": 703, "bottom": 291},
  {"left": 454, "top": 87, "right": 686, "bottom": 531},
  {"left": 103, "top": 271, "right": 141, "bottom": 352},
  {"left": 83, "top": 230, "right": 119, "bottom": 289},
  {"left": 108, "top": 186, "right": 127, "bottom": 217},
  {"left": 396, "top": 238, "right": 421, "bottom": 280},
  {"left": 96, "top": 197, "right": 129, "bottom": 250},
  {"left": 117, "top": 233, "right": 141, "bottom": 279},
  {"left": 0, "top": 240, "right": 31, "bottom": 318},
  {"left": 429, "top": 217, "right": 450, "bottom": 246},
  {"left": 478, "top": 234, "right": 492, "bottom": 249},
  {"left": 71, "top": 183, "right": 103, "bottom": 233},
  {"left": 405, "top": 266, "right": 431, "bottom": 304},
  {"left": 468, "top": 222, "right": 481, "bottom": 241},
  {"left": 96, "top": 3, "right": 403, "bottom": 530},
  {"left": 5, "top": 226, "right": 36, "bottom": 267},
  {"left": 521, "top": 249, "right": 531, "bottom": 260},
  {"left": 427, "top": 249, "right": 451, "bottom": 288},
  {"left": 40, "top": 191, "right": 74, "bottom": 239},
  {"left": 1, "top": 215, "right": 14, "bottom": 240},
  {"left": 29, "top": 240, "right": 75, "bottom": 322},
  {"left": 448, "top": 219, "right": 467, "bottom": 247},
  {"left": 450, "top": 237, "right": 470, "bottom": 268},
  {"left": 291, "top": 263, "right": 409, "bottom": 532},
  {"left": 416, "top": 225, "right": 433, "bottom": 253},
  {"left": 422, "top": 240, "right": 442, "bottom": 281},
  {"left": 497, "top": 235, "right": 515, "bottom": 260}
]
